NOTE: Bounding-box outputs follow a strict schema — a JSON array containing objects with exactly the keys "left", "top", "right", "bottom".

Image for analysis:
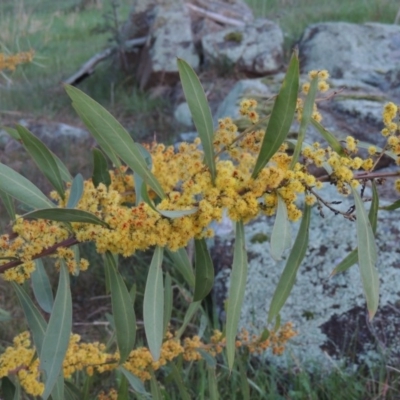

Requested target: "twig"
[
  {"left": 317, "top": 170, "right": 400, "bottom": 183},
  {"left": 0, "top": 236, "right": 79, "bottom": 273}
]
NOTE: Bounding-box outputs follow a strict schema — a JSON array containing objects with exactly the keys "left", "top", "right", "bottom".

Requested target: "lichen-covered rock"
[
  {"left": 299, "top": 22, "right": 400, "bottom": 90},
  {"left": 136, "top": 0, "right": 199, "bottom": 88},
  {"left": 202, "top": 19, "right": 284, "bottom": 75},
  {"left": 214, "top": 184, "right": 400, "bottom": 369}
]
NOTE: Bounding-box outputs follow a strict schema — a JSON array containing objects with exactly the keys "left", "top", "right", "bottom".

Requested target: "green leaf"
[
  {"left": 12, "top": 282, "right": 47, "bottom": 354},
  {"left": 4, "top": 126, "right": 72, "bottom": 183},
  {"left": 0, "top": 163, "right": 55, "bottom": 209},
  {"left": 290, "top": 77, "right": 318, "bottom": 168},
  {"left": 226, "top": 221, "right": 247, "bottom": 370},
  {"left": 66, "top": 174, "right": 84, "bottom": 208},
  {"left": 268, "top": 204, "right": 311, "bottom": 323},
  {"left": 237, "top": 356, "right": 251, "bottom": 400},
  {"left": 177, "top": 59, "right": 216, "bottom": 184},
  {"left": 64, "top": 381, "right": 81, "bottom": 400},
  {"left": 0, "top": 307, "right": 11, "bottom": 322},
  {"left": 252, "top": 51, "right": 299, "bottom": 179},
  {"left": 143, "top": 246, "right": 164, "bottom": 361},
  {"left": 380, "top": 199, "right": 400, "bottom": 211},
  {"left": 270, "top": 195, "right": 292, "bottom": 261},
  {"left": 208, "top": 367, "right": 219, "bottom": 400},
  {"left": 65, "top": 85, "right": 165, "bottom": 199},
  {"left": 163, "top": 272, "right": 173, "bottom": 336},
  {"left": 24, "top": 208, "right": 109, "bottom": 227},
  {"left": 117, "top": 375, "right": 129, "bottom": 400},
  {"left": 310, "top": 119, "right": 345, "bottom": 155},
  {"left": 16, "top": 125, "right": 65, "bottom": 199},
  {"left": 331, "top": 181, "right": 379, "bottom": 276},
  {"left": 352, "top": 187, "right": 379, "bottom": 320},
  {"left": 118, "top": 367, "right": 150, "bottom": 397},
  {"left": 193, "top": 238, "right": 214, "bottom": 302},
  {"left": 150, "top": 370, "right": 163, "bottom": 400},
  {"left": 134, "top": 144, "right": 152, "bottom": 206},
  {"left": 105, "top": 251, "right": 136, "bottom": 364},
  {"left": 40, "top": 261, "right": 72, "bottom": 400},
  {"left": 170, "top": 363, "right": 191, "bottom": 400},
  {"left": 166, "top": 248, "right": 195, "bottom": 288},
  {"left": 1, "top": 377, "right": 16, "bottom": 400},
  {"left": 0, "top": 190, "right": 15, "bottom": 219},
  {"left": 50, "top": 374, "right": 64, "bottom": 400},
  {"left": 31, "top": 259, "right": 54, "bottom": 313},
  {"left": 92, "top": 148, "right": 111, "bottom": 188},
  {"left": 176, "top": 301, "right": 201, "bottom": 339}
]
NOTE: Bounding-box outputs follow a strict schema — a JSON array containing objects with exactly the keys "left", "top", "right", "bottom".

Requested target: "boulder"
[
  {"left": 202, "top": 19, "right": 284, "bottom": 76},
  {"left": 299, "top": 22, "right": 400, "bottom": 90},
  {"left": 213, "top": 184, "right": 400, "bottom": 369},
  {"left": 174, "top": 102, "right": 193, "bottom": 127},
  {"left": 135, "top": 0, "right": 199, "bottom": 88}
]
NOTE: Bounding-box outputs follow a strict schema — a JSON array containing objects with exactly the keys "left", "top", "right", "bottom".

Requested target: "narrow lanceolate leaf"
[
  {"left": 0, "top": 190, "right": 15, "bottom": 219},
  {"left": 251, "top": 51, "right": 299, "bottom": 179},
  {"left": 105, "top": 251, "right": 136, "bottom": 364},
  {"left": 92, "top": 148, "right": 111, "bottom": 188},
  {"left": 208, "top": 367, "right": 219, "bottom": 400},
  {"left": 134, "top": 144, "right": 152, "bottom": 206},
  {"left": 12, "top": 282, "right": 47, "bottom": 354},
  {"left": 24, "top": 208, "right": 109, "bottom": 227},
  {"left": 310, "top": 119, "right": 345, "bottom": 155},
  {"left": 170, "top": 363, "right": 191, "bottom": 400},
  {"left": 226, "top": 221, "right": 248, "bottom": 370},
  {"left": 16, "top": 125, "right": 65, "bottom": 199},
  {"left": 270, "top": 195, "right": 292, "bottom": 261},
  {"left": 118, "top": 367, "right": 150, "bottom": 397},
  {"left": 150, "top": 371, "right": 163, "bottom": 400},
  {"left": 177, "top": 59, "right": 216, "bottom": 184},
  {"left": 352, "top": 187, "right": 379, "bottom": 320},
  {"left": 163, "top": 272, "right": 173, "bottom": 336},
  {"left": 166, "top": 248, "right": 195, "bottom": 288},
  {"left": 31, "top": 259, "right": 54, "bottom": 313},
  {"left": 4, "top": 127, "right": 72, "bottom": 183},
  {"left": 380, "top": 199, "right": 400, "bottom": 211},
  {"left": 158, "top": 208, "right": 198, "bottom": 218},
  {"left": 65, "top": 85, "right": 165, "bottom": 199},
  {"left": 290, "top": 77, "right": 318, "bottom": 168},
  {"left": 50, "top": 374, "right": 64, "bottom": 400},
  {"left": 0, "top": 163, "right": 55, "bottom": 209},
  {"left": 193, "top": 238, "right": 214, "bottom": 302},
  {"left": 66, "top": 174, "right": 84, "bottom": 208},
  {"left": 176, "top": 301, "right": 201, "bottom": 339},
  {"left": 0, "top": 307, "right": 11, "bottom": 322},
  {"left": 40, "top": 261, "right": 72, "bottom": 399},
  {"left": 143, "top": 246, "right": 164, "bottom": 361},
  {"left": 332, "top": 181, "right": 379, "bottom": 276},
  {"left": 268, "top": 204, "right": 311, "bottom": 323}
]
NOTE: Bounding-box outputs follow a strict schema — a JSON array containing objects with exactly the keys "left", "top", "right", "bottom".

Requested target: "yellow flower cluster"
[
  {"left": 0, "top": 332, "right": 44, "bottom": 396},
  {"left": 302, "top": 139, "right": 376, "bottom": 194},
  {"left": 0, "top": 50, "right": 34, "bottom": 72},
  {"left": 0, "top": 324, "right": 296, "bottom": 396},
  {"left": 1, "top": 111, "right": 325, "bottom": 280},
  {"left": 239, "top": 98, "right": 259, "bottom": 124},
  {"left": 298, "top": 69, "right": 330, "bottom": 123},
  {"left": 98, "top": 389, "right": 118, "bottom": 400}
]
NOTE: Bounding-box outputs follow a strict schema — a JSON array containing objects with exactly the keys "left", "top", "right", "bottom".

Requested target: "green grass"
[{"left": 246, "top": 0, "right": 400, "bottom": 52}]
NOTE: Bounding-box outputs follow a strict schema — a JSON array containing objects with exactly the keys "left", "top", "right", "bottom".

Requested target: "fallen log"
[{"left": 63, "top": 37, "right": 147, "bottom": 86}]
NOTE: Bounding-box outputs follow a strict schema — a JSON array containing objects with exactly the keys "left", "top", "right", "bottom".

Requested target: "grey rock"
[
  {"left": 299, "top": 22, "right": 400, "bottom": 90},
  {"left": 151, "top": 2, "right": 199, "bottom": 72},
  {"left": 214, "top": 184, "right": 400, "bottom": 369},
  {"left": 174, "top": 102, "right": 193, "bottom": 127},
  {"left": 202, "top": 19, "right": 284, "bottom": 75},
  {"left": 214, "top": 78, "right": 271, "bottom": 122}
]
